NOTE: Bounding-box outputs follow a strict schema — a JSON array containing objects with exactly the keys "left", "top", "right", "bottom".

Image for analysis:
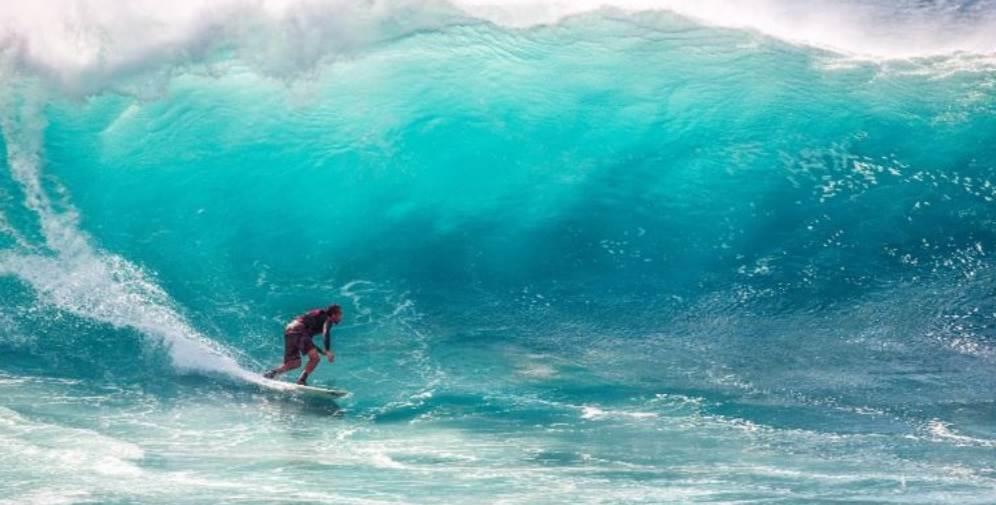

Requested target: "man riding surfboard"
[{"left": 263, "top": 304, "right": 342, "bottom": 385}]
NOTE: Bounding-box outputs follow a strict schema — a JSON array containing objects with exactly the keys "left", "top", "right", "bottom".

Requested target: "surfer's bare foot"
[{"left": 263, "top": 370, "right": 276, "bottom": 379}]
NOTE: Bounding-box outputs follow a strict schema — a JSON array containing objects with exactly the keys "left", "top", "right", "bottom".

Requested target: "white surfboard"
[
  {"left": 288, "top": 383, "right": 350, "bottom": 398},
  {"left": 252, "top": 376, "right": 349, "bottom": 398}
]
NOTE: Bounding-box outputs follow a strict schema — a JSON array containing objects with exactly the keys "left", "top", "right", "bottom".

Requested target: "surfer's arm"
[
  {"left": 321, "top": 323, "right": 336, "bottom": 363},
  {"left": 322, "top": 321, "right": 333, "bottom": 353}
]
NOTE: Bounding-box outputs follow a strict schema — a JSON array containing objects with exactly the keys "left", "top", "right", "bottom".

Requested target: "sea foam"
[{"left": 2, "top": 1, "right": 996, "bottom": 94}]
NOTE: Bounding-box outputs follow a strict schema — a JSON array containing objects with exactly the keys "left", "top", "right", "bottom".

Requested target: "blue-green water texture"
[{"left": 1, "top": 3, "right": 996, "bottom": 504}]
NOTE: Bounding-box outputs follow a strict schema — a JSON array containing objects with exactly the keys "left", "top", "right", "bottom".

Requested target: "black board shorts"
[{"left": 283, "top": 329, "right": 316, "bottom": 363}]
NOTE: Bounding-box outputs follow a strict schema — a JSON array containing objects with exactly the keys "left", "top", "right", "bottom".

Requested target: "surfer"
[{"left": 263, "top": 304, "right": 342, "bottom": 385}]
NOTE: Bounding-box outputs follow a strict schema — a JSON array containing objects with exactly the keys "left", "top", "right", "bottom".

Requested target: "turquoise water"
[{"left": 2, "top": 3, "right": 996, "bottom": 504}]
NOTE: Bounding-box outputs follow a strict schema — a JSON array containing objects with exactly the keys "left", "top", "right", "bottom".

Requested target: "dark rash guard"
[
  {"left": 293, "top": 309, "right": 330, "bottom": 336},
  {"left": 281, "top": 309, "right": 332, "bottom": 363}
]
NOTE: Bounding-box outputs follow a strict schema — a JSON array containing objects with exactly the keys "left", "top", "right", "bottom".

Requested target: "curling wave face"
[
  {"left": 1, "top": 3, "right": 995, "bottom": 504},
  {"left": 3, "top": 0, "right": 996, "bottom": 92}
]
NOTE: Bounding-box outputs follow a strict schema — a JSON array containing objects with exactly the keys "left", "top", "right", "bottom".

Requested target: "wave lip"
[
  {"left": 461, "top": 0, "right": 996, "bottom": 56},
  {"left": 3, "top": 0, "right": 996, "bottom": 94}
]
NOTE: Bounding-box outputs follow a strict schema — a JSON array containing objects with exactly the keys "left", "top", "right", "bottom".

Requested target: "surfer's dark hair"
[{"left": 327, "top": 304, "right": 342, "bottom": 315}]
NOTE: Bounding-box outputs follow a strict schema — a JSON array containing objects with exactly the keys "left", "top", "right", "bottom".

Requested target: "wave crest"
[{"left": 3, "top": 1, "right": 996, "bottom": 94}]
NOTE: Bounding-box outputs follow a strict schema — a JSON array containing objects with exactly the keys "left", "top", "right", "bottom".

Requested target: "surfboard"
[
  {"left": 254, "top": 376, "right": 349, "bottom": 398},
  {"left": 290, "top": 383, "right": 350, "bottom": 398}
]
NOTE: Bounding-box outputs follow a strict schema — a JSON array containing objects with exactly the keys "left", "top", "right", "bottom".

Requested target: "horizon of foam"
[{"left": 1, "top": 1, "right": 996, "bottom": 95}]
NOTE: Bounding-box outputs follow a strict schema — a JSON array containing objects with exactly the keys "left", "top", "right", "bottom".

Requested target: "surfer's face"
[{"left": 329, "top": 312, "right": 342, "bottom": 325}]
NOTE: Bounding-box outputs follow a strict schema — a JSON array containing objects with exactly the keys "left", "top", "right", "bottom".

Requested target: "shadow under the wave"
[{"left": 262, "top": 392, "right": 345, "bottom": 417}]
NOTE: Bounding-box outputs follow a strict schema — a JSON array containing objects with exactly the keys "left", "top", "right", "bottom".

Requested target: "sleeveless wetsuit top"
[{"left": 292, "top": 309, "right": 329, "bottom": 336}]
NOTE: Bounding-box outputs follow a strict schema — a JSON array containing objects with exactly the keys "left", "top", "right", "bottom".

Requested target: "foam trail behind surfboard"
[{"left": 0, "top": 86, "right": 254, "bottom": 379}]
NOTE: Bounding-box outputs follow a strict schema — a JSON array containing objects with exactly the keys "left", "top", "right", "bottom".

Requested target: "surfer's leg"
[
  {"left": 264, "top": 332, "right": 305, "bottom": 378},
  {"left": 264, "top": 358, "right": 301, "bottom": 378},
  {"left": 297, "top": 347, "right": 320, "bottom": 385}
]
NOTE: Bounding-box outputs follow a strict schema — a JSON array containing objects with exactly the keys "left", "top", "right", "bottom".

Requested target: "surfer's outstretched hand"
[{"left": 326, "top": 351, "right": 336, "bottom": 363}]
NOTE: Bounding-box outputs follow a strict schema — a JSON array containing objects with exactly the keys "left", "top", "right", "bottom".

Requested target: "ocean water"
[{"left": 1, "top": 1, "right": 995, "bottom": 504}]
